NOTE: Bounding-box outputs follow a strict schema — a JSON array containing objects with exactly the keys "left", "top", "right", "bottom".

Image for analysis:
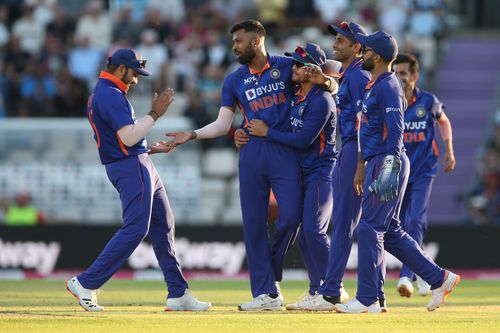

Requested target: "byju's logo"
[{"left": 245, "top": 89, "right": 257, "bottom": 100}]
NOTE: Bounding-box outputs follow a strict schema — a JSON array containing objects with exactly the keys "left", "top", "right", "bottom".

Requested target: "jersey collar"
[
  {"left": 248, "top": 61, "right": 271, "bottom": 75},
  {"left": 339, "top": 57, "right": 363, "bottom": 80},
  {"left": 99, "top": 71, "right": 129, "bottom": 94},
  {"left": 365, "top": 71, "right": 393, "bottom": 90}
]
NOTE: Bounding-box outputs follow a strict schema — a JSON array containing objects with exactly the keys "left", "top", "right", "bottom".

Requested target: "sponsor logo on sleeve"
[{"left": 385, "top": 107, "right": 402, "bottom": 113}]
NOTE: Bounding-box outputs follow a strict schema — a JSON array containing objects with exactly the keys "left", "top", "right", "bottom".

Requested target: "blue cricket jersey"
[
  {"left": 360, "top": 72, "right": 405, "bottom": 161},
  {"left": 87, "top": 71, "right": 148, "bottom": 165},
  {"left": 336, "top": 57, "right": 370, "bottom": 145},
  {"left": 404, "top": 87, "right": 443, "bottom": 182},
  {"left": 266, "top": 85, "right": 337, "bottom": 173},
  {"left": 220, "top": 55, "right": 294, "bottom": 132}
]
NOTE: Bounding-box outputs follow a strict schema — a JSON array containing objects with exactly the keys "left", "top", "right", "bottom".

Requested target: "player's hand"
[
  {"left": 368, "top": 155, "right": 401, "bottom": 202},
  {"left": 151, "top": 88, "right": 175, "bottom": 118},
  {"left": 442, "top": 151, "right": 456, "bottom": 172},
  {"left": 247, "top": 119, "right": 268, "bottom": 137},
  {"left": 304, "top": 64, "right": 338, "bottom": 93},
  {"left": 148, "top": 141, "right": 175, "bottom": 154},
  {"left": 354, "top": 161, "right": 366, "bottom": 196},
  {"left": 234, "top": 128, "right": 249, "bottom": 148},
  {"left": 164, "top": 131, "right": 194, "bottom": 147}
]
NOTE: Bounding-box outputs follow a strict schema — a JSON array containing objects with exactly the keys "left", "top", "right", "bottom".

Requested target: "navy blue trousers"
[
  {"left": 356, "top": 152, "right": 444, "bottom": 306},
  {"left": 78, "top": 154, "right": 188, "bottom": 298},
  {"left": 400, "top": 176, "right": 435, "bottom": 280},
  {"left": 319, "top": 140, "right": 386, "bottom": 300},
  {"left": 297, "top": 164, "right": 334, "bottom": 295},
  {"left": 239, "top": 138, "right": 302, "bottom": 297}
]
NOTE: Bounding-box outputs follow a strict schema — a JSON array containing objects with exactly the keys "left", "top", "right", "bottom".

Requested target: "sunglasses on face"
[
  {"left": 293, "top": 60, "right": 309, "bottom": 68},
  {"left": 135, "top": 59, "right": 147, "bottom": 68}
]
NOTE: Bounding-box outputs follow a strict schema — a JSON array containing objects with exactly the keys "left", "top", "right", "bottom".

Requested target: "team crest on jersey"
[
  {"left": 270, "top": 68, "right": 280, "bottom": 79},
  {"left": 245, "top": 89, "right": 257, "bottom": 100},
  {"left": 416, "top": 107, "right": 426, "bottom": 118}
]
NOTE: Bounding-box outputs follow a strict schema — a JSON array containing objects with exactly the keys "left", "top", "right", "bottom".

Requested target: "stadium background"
[{"left": 0, "top": 0, "right": 499, "bottom": 278}]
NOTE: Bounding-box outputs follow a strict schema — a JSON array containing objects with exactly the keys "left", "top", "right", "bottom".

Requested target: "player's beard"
[
  {"left": 362, "top": 55, "right": 375, "bottom": 71},
  {"left": 237, "top": 44, "right": 256, "bottom": 65},
  {"left": 120, "top": 68, "right": 136, "bottom": 87}
]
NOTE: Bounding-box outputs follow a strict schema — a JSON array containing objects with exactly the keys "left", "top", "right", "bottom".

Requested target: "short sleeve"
[
  {"left": 431, "top": 94, "right": 444, "bottom": 119},
  {"left": 220, "top": 74, "right": 237, "bottom": 108}
]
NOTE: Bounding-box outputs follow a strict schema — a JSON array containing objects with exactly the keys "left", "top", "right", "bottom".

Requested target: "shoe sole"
[
  {"left": 427, "top": 274, "right": 461, "bottom": 311},
  {"left": 397, "top": 285, "right": 413, "bottom": 298},
  {"left": 334, "top": 303, "right": 381, "bottom": 313},
  {"left": 238, "top": 306, "right": 282, "bottom": 311},
  {"left": 165, "top": 308, "right": 210, "bottom": 312},
  {"left": 66, "top": 280, "right": 104, "bottom": 312}
]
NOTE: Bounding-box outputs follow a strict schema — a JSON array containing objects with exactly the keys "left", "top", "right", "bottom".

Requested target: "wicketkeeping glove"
[{"left": 368, "top": 155, "right": 401, "bottom": 202}]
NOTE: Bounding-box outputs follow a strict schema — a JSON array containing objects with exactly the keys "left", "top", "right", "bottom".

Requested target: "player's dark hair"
[
  {"left": 230, "top": 20, "right": 266, "bottom": 37},
  {"left": 394, "top": 53, "right": 419, "bottom": 74},
  {"left": 106, "top": 63, "right": 120, "bottom": 72}
]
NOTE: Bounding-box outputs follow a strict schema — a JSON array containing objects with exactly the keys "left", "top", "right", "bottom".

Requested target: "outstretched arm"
[{"left": 165, "top": 106, "right": 235, "bottom": 146}]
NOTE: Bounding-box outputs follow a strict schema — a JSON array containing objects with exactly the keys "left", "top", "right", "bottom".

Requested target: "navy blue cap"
[
  {"left": 355, "top": 31, "right": 398, "bottom": 62},
  {"left": 284, "top": 42, "right": 326, "bottom": 66},
  {"left": 328, "top": 21, "right": 367, "bottom": 42},
  {"left": 108, "top": 48, "right": 151, "bottom": 76}
]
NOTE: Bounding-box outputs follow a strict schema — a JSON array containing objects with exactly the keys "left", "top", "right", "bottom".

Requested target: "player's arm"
[
  {"left": 436, "top": 112, "right": 456, "bottom": 172},
  {"left": 354, "top": 111, "right": 365, "bottom": 196},
  {"left": 352, "top": 74, "right": 370, "bottom": 195},
  {"left": 117, "top": 89, "right": 174, "bottom": 147},
  {"left": 165, "top": 106, "right": 235, "bottom": 146},
  {"left": 165, "top": 75, "right": 237, "bottom": 147},
  {"left": 368, "top": 86, "right": 405, "bottom": 202},
  {"left": 248, "top": 97, "right": 330, "bottom": 149},
  {"left": 304, "top": 64, "right": 339, "bottom": 94}
]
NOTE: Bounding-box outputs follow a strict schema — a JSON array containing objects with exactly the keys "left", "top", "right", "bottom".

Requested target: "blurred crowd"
[
  {"left": 467, "top": 110, "right": 500, "bottom": 225},
  {"left": 0, "top": 0, "right": 455, "bottom": 121}
]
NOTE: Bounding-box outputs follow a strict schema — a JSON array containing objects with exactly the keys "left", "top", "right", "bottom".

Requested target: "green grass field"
[{"left": 1, "top": 279, "right": 499, "bottom": 333}]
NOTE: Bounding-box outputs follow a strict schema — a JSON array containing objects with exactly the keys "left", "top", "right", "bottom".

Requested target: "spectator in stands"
[
  {"left": 46, "top": 3, "right": 76, "bottom": 49},
  {"left": 75, "top": 0, "right": 111, "bottom": 51},
  {"left": 313, "top": 0, "right": 349, "bottom": 24},
  {"left": 135, "top": 29, "right": 169, "bottom": 92},
  {"left": 0, "top": 5, "right": 10, "bottom": 49},
  {"left": 54, "top": 65, "right": 88, "bottom": 117},
  {"left": 5, "top": 192, "right": 44, "bottom": 226},
  {"left": 19, "top": 57, "right": 57, "bottom": 117},
  {"left": 11, "top": 4, "right": 46, "bottom": 56},
  {"left": 68, "top": 35, "right": 104, "bottom": 90}
]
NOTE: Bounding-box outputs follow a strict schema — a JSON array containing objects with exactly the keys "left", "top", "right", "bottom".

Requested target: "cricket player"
[
  {"left": 244, "top": 43, "right": 337, "bottom": 310},
  {"left": 303, "top": 21, "right": 386, "bottom": 312},
  {"left": 393, "top": 53, "right": 456, "bottom": 297},
  {"left": 333, "top": 31, "right": 460, "bottom": 313},
  {"left": 165, "top": 20, "right": 336, "bottom": 311},
  {"left": 66, "top": 48, "right": 210, "bottom": 312}
]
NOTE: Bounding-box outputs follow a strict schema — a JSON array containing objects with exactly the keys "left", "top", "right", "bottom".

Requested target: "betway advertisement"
[{"left": 0, "top": 225, "right": 499, "bottom": 276}]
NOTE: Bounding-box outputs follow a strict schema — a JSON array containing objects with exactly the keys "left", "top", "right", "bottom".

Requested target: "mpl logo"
[
  {"left": 245, "top": 89, "right": 257, "bottom": 101},
  {"left": 244, "top": 76, "right": 257, "bottom": 85}
]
